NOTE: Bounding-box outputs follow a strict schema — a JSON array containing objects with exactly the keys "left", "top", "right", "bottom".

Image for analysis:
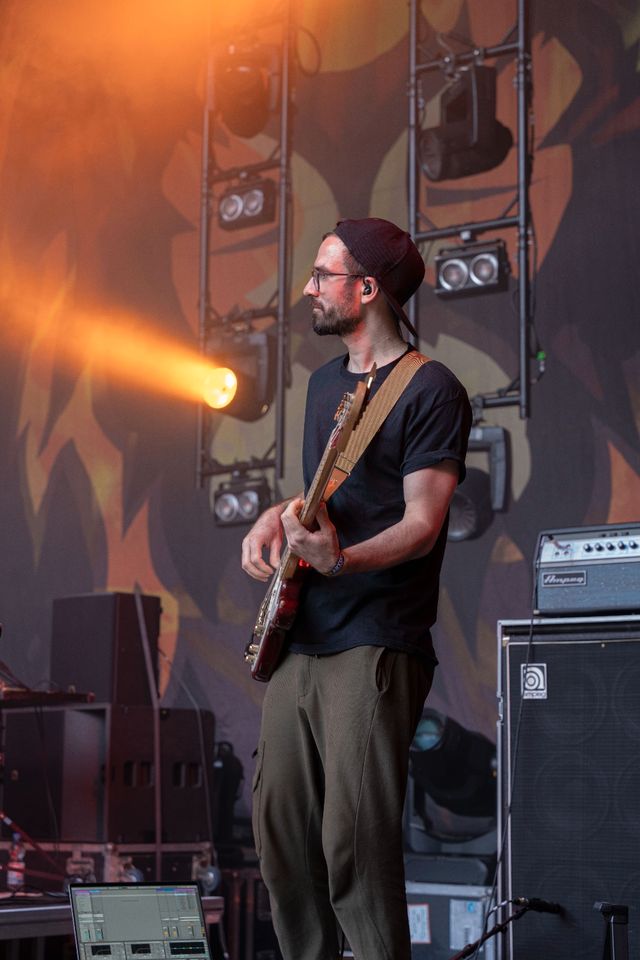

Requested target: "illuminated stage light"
[
  {"left": 435, "top": 240, "right": 510, "bottom": 298},
  {"left": 205, "top": 328, "right": 275, "bottom": 422},
  {"left": 419, "top": 64, "right": 513, "bottom": 182},
  {"left": 202, "top": 367, "right": 237, "bottom": 410},
  {"left": 218, "top": 179, "right": 277, "bottom": 231},
  {"left": 213, "top": 475, "right": 271, "bottom": 527}
]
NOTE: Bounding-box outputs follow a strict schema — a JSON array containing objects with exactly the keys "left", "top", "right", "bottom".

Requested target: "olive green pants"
[{"left": 252, "top": 645, "right": 433, "bottom": 960}]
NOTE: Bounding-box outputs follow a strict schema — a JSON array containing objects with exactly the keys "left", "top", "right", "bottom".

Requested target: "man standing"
[{"left": 242, "top": 218, "right": 471, "bottom": 960}]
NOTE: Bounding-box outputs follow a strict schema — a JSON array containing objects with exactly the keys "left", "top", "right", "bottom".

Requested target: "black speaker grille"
[{"left": 504, "top": 638, "right": 640, "bottom": 960}]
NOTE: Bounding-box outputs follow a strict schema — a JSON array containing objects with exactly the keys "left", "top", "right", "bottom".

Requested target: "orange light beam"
[{"left": 76, "top": 312, "right": 238, "bottom": 407}]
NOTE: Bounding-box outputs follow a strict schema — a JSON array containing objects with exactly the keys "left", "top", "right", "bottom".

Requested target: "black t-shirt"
[{"left": 288, "top": 348, "right": 472, "bottom": 665}]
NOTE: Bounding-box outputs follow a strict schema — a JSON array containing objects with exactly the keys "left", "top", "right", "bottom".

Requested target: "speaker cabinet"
[
  {"left": 50, "top": 592, "right": 161, "bottom": 705},
  {"left": 2, "top": 705, "right": 215, "bottom": 843},
  {"left": 221, "top": 868, "right": 283, "bottom": 960},
  {"left": 498, "top": 616, "right": 640, "bottom": 960}
]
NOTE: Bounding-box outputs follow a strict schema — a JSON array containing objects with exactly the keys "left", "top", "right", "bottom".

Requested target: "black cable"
[
  {"left": 468, "top": 561, "right": 540, "bottom": 960},
  {"left": 527, "top": 217, "right": 545, "bottom": 377},
  {"left": 498, "top": 194, "right": 518, "bottom": 220},
  {"left": 497, "top": 23, "right": 518, "bottom": 47},
  {"left": 505, "top": 208, "right": 545, "bottom": 386},
  {"left": 294, "top": 25, "right": 321, "bottom": 77},
  {"left": 444, "top": 31, "right": 480, "bottom": 51}
]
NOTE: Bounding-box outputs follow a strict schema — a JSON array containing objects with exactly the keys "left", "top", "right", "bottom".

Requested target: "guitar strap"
[{"left": 323, "top": 350, "right": 431, "bottom": 501}]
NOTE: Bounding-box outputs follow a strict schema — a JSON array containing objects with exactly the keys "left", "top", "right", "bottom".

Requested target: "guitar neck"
[
  {"left": 299, "top": 440, "right": 340, "bottom": 528},
  {"left": 279, "top": 442, "right": 340, "bottom": 580},
  {"left": 279, "top": 373, "right": 374, "bottom": 581}
]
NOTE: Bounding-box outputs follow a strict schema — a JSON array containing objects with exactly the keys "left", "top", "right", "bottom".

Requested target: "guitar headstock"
[
  {"left": 327, "top": 394, "right": 352, "bottom": 449},
  {"left": 333, "top": 391, "right": 352, "bottom": 422}
]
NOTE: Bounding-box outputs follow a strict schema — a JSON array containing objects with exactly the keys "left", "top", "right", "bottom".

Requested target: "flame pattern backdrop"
[{"left": 1, "top": 0, "right": 639, "bottom": 806}]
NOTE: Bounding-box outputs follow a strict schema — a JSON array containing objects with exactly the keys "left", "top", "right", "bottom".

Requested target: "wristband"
[{"left": 324, "top": 552, "right": 345, "bottom": 577}]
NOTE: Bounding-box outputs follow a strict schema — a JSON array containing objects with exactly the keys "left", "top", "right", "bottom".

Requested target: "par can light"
[
  {"left": 470, "top": 251, "right": 499, "bottom": 286},
  {"left": 204, "top": 328, "right": 275, "bottom": 422},
  {"left": 439, "top": 258, "right": 469, "bottom": 293},
  {"left": 218, "top": 179, "right": 277, "bottom": 231},
  {"left": 219, "top": 192, "right": 243, "bottom": 225},
  {"left": 213, "top": 476, "right": 271, "bottom": 527},
  {"left": 435, "top": 239, "right": 510, "bottom": 298}
]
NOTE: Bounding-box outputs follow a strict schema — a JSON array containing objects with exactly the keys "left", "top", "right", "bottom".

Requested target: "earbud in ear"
[{"left": 362, "top": 280, "right": 372, "bottom": 295}]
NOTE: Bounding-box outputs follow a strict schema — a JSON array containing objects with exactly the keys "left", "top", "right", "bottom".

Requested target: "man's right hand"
[{"left": 241, "top": 502, "right": 289, "bottom": 581}]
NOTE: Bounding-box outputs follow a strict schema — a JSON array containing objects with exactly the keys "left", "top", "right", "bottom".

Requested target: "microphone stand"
[{"left": 595, "top": 902, "right": 629, "bottom": 960}]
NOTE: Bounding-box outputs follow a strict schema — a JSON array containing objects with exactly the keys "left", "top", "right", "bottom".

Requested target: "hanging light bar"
[{"left": 434, "top": 239, "right": 510, "bottom": 298}]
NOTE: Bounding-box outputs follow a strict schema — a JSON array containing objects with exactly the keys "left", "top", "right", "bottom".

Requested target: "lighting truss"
[
  {"left": 196, "top": 2, "right": 294, "bottom": 488},
  {"left": 407, "top": 0, "right": 535, "bottom": 419}
]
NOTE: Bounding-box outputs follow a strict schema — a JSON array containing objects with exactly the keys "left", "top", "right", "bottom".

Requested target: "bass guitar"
[{"left": 244, "top": 369, "right": 375, "bottom": 681}]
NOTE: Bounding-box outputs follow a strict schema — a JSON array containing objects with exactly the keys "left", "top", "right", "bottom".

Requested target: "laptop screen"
[{"left": 68, "top": 883, "right": 213, "bottom": 959}]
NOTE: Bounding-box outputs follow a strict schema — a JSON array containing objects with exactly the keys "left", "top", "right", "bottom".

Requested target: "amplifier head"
[{"left": 533, "top": 522, "right": 640, "bottom": 616}]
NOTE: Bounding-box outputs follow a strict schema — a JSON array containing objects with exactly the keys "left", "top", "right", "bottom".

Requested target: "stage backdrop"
[{"left": 0, "top": 0, "right": 638, "bottom": 812}]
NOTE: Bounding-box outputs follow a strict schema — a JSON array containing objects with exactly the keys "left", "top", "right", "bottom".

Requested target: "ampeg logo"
[
  {"left": 521, "top": 664, "right": 548, "bottom": 699},
  {"left": 542, "top": 570, "right": 587, "bottom": 587}
]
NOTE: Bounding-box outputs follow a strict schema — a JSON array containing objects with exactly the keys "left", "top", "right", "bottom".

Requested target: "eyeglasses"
[{"left": 310, "top": 268, "right": 365, "bottom": 293}]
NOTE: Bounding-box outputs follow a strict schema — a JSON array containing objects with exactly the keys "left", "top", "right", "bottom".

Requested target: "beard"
[{"left": 311, "top": 303, "right": 362, "bottom": 337}]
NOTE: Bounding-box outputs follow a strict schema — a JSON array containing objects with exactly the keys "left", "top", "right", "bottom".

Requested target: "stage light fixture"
[
  {"left": 410, "top": 709, "right": 496, "bottom": 820},
  {"left": 435, "top": 239, "right": 510, "bottom": 298},
  {"left": 448, "top": 468, "right": 493, "bottom": 542},
  {"left": 213, "top": 475, "right": 271, "bottom": 527},
  {"left": 448, "top": 425, "right": 509, "bottom": 542},
  {"left": 205, "top": 328, "right": 275, "bottom": 422},
  {"left": 202, "top": 367, "right": 237, "bottom": 410},
  {"left": 215, "top": 45, "right": 276, "bottom": 139},
  {"left": 419, "top": 64, "right": 513, "bottom": 182},
  {"left": 217, "top": 179, "right": 277, "bottom": 232}
]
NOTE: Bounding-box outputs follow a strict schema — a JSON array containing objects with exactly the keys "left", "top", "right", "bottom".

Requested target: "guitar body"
[
  {"left": 245, "top": 568, "right": 305, "bottom": 681},
  {"left": 244, "top": 370, "right": 375, "bottom": 682}
]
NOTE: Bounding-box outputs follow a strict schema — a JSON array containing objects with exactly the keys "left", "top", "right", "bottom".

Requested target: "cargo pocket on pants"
[{"left": 251, "top": 740, "right": 266, "bottom": 858}]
